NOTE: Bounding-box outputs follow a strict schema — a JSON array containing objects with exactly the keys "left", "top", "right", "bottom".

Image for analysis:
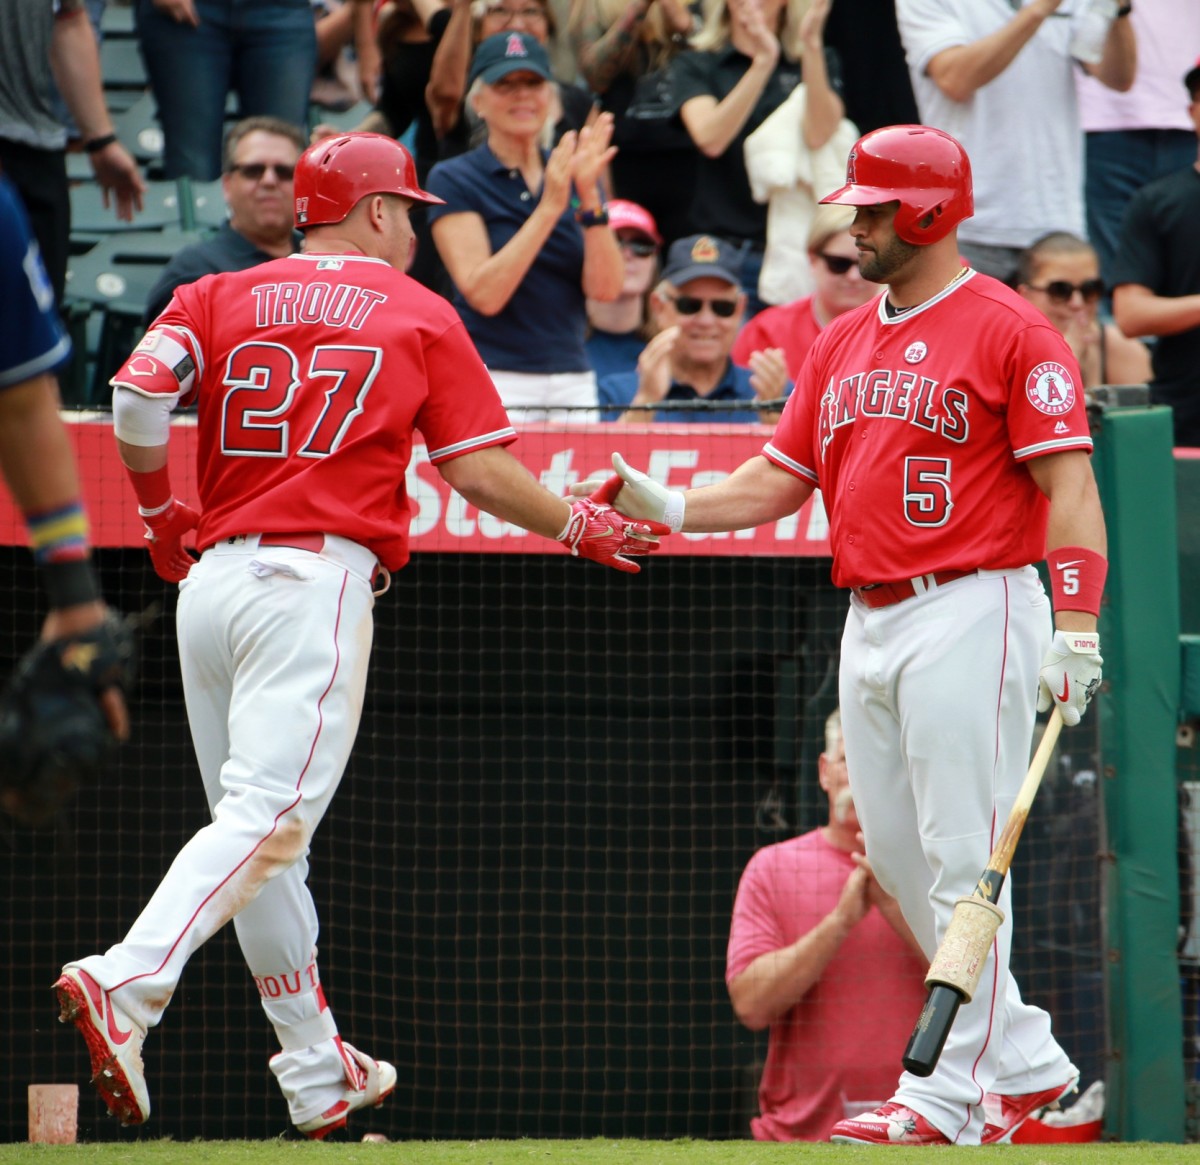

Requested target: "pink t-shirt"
[{"left": 727, "top": 830, "right": 928, "bottom": 1142}]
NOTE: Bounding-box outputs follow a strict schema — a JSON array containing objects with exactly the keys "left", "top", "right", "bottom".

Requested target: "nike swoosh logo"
[
  {"left": 1055, "top": 560, "right": 1084, "bottom": 569},
  {"left": 1057, "top": 675, "right": 1070, "bottom": 703},
  {"left": 81, "top": 969, "right": 132, "bottom": 1046}
]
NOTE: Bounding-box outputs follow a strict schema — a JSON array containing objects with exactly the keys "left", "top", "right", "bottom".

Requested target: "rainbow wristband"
[
  {"left": 27, "top": 501, "right": 101, "bottom": 609},
  {"left": 1048, "top": 545, "right": 1107, "bottom": 616},
  {"left": 27, "top": 501, "right": 89, "bottom": 565}
]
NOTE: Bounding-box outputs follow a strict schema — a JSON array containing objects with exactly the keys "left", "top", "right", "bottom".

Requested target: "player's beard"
[{"left": 858, "top": 234, "right": 922, "bottom": 284}]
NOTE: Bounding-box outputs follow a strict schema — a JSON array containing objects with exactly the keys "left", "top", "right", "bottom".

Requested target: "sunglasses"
[
  {"left": 485, "top": 4, "right": 547, "bottom": 21},
  {"left": 668, "top": 294, "right": 739, "bottom": 318},
  {"left": 228, "top": 162, "right": 295, "bottom": 181},
  {"left": 1029, "top": 278, "right": 1105, "bottom": 304},
  {"left": 618, "top": 238, "right": 657, "bottom": 257},
  {"left": 815, "top": 252, "right": 857, "bottom": 275}
]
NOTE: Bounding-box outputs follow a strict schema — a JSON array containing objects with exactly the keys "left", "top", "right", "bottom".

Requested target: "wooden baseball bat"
[{"left": 901, "top": 708, "right": 1064, "bottom": 1078}]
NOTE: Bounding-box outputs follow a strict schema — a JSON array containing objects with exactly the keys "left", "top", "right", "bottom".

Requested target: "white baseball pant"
[
  {"left": 73, "top": 534, "right": 376, "bottom": 1072},
  {"left": 838, "top": 565, "right": 1077, "bottom": 1143}
]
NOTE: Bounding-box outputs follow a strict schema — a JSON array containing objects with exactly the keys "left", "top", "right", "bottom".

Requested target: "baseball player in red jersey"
[
  {"left": 53, "top": 133, "right": 667, "bottom": 1138},
  {"left": 585, "top": 125, "right": 1106, "bottom": 1146}
]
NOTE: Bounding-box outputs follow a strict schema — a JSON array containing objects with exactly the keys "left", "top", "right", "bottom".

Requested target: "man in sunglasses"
[
  {"left": 598, "top": 233, "right": 789, "bottom": 423},
  {"left": 142, "top": 116, "right": 308, "bottom": 325}
]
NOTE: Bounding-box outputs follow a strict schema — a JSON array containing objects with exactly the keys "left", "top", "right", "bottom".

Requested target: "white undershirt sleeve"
[{"left": 112, "top": 384, "right": 176, "bottom": 448}]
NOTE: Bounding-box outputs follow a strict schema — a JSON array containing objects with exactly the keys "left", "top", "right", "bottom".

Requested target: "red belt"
[
  {"left": 851, "top": 568, "right": 976, "bottom": 609},
  {"left": 259, "top": 532, "right": 325, "bottom": 553}
]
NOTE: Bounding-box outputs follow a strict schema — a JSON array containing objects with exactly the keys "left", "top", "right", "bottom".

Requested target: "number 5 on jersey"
[{"left": 904, "top": 457, "right": 952, "bottom": 528}]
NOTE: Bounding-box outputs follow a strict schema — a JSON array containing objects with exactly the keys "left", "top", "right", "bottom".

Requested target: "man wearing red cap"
[
  {"left": 53, "top": 132, "right": 667, "bottom": 1140},
  {"left": 1110, "top": 58, "right": 1200, "bottom": 447},
  {"left": 586, "top": 124, "right": 1106, "bottom": 1145}
]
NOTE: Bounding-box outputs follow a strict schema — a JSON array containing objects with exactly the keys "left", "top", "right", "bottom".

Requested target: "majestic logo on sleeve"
[{"left": 1025, "top": 362, "right": 1076, "bottom": 416}]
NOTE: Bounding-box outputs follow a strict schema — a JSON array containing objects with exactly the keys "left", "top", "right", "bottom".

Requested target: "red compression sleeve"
[{"left": 125, "top": 464, "right": 173, "bottom": 515}]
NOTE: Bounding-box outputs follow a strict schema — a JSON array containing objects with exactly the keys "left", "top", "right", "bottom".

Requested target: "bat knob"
[{"left": 902, "top": 984, "right": 964, "bottom": 1078}]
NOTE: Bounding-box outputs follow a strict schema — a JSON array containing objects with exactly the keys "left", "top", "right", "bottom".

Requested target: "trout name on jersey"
[
  {"left": 818, "top": 367, "right": 969, "bottom": 456},
  {"left": 250, "top": 282, "right": 388, "bottom": 330}
]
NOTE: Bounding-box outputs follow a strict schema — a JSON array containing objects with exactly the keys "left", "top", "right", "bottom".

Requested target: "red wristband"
[
  {"left": 1048, "top": 545, "right": 1107, "bottom": 616},
  {"left": 125, "top": 464, "right": 173, "bottom": 513}
]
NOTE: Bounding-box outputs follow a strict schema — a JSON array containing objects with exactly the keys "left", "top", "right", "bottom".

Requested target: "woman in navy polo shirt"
[{"left": 426, "top": 31, "right": 624, "bottom": 421}]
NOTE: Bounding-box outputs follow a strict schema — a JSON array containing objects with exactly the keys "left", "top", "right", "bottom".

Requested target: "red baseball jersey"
[
  {"left": 763, "top": 271, "right": 1093, "bottom": 588},
  {"left": 112, "top": 251, "right": 516, "bottom": 570}
]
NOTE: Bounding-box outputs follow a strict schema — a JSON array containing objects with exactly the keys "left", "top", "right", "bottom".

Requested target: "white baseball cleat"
[
  {"left": 287, "top": 1042, "right": 397, "bottom": 1140},
  {"left": 54, "top": 965, "right": 150, "bottom": 1126}
]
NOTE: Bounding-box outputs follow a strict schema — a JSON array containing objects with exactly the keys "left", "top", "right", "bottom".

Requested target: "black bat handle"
[{"left": 902, "top": 984, "right": 964, "bottom": 1077}]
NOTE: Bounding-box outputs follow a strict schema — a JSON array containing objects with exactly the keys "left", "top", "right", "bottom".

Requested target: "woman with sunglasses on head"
[
  {"left": 670, "top": 0, "right": 843, "bottom": 315},
  {"left": 733, "top": 204, "right": 877, "bottom": 379},
  {"left": 426, "top": 0, "right": 595, "bottom": 160},
  {"left": 567, "top": 0, "right": 698, "bottom": 245},
  {"left": 426, "top": 32, "right": 623, "bottom": 421},
  {"left": 1016, "top": 232, "right": 1151, "bottom": 392},
  {"left": 585, "top": 199, "right": 664, "bottom": 380}
]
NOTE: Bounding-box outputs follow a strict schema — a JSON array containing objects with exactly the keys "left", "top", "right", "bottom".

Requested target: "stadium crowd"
[
  {"left": 0, "top": 0, "right": 1197, "bottom": 1147},
  {"left": 2, "top": 0, "right": 1198, "bottom": 439}
]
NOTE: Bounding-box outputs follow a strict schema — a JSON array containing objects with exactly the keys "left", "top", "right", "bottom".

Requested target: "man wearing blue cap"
[{"left": 599, "top": 233, "right": 790, "bottom": 423}]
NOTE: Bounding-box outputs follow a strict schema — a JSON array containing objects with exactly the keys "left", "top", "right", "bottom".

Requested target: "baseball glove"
[{"left": 0, "top": 613, "right": 137, "bottom": 827}]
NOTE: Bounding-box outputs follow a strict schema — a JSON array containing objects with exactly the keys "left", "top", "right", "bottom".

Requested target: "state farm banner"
[{"left": 0, "top": 416, "right": 832, "bottom": 557}]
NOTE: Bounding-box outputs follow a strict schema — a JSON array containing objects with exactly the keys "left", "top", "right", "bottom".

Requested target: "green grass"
[{"left": 2, "top": 1141, "right": 1200, "bottom": 1164}]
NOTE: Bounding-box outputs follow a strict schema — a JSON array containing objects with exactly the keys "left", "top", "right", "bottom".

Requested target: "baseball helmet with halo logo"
[
  {"left": 293, "top": 132, "right": 444, "bottom": 229},
  {"left": 821, "top": 124, "right": 973, "bottom": 245}
]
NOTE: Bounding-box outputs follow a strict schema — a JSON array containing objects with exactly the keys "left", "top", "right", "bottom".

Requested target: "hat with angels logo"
[{"left": 469, "top": 31, "right": 553, "bottom": 86}]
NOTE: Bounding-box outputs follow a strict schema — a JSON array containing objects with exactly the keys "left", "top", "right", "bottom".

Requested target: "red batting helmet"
[
  {"left": 293, "top": 132, "right": 444, "bottom": 229},
  {"left": 820, "top": 124, "right": 973, "bottom": 245}
]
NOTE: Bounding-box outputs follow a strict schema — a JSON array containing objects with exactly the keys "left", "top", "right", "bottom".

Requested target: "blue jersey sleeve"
[{"left": 0, "top": 176, "right": 71, "bottom": 389}]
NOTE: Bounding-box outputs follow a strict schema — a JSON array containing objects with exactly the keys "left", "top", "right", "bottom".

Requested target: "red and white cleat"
[
  {"left": 294, "top": 1043, "right": 397, "bottom": 1140},
  {"left": 981, "top": 1079, "right": 1078, "bottom": 1144},
  {"left": 54, "top": 966, "right": 150, "bottom": 1126},
  {"left": 830, "top": 1102, "right": 951, "bottom": 1145}
]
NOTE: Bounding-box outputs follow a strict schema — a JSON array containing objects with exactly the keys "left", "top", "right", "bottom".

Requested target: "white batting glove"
[
  {"left": 610, "top": 453, "right": 686, "bottom": 532},
  {"left": 566, "top": 454, "right": 687, "bottom": 533},
  {"left": 1037, "top": 630, "right": 1103, "bottom": 727}
]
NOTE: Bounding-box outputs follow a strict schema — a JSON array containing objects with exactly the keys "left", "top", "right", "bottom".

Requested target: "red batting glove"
[
  {"left": 586, "top": 474, "right": 623, "bottom": 505},
  {"left": 140, "top": 499, "right": 200, "bottom": 583},
  {"left": 556, "top": 498, "right": 670, "bottom": 574}
]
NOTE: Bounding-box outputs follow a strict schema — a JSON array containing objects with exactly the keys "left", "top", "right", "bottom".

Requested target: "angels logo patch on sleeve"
[{"left": 1025, "top": 362, "right": 1076, "bottom": 416}]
